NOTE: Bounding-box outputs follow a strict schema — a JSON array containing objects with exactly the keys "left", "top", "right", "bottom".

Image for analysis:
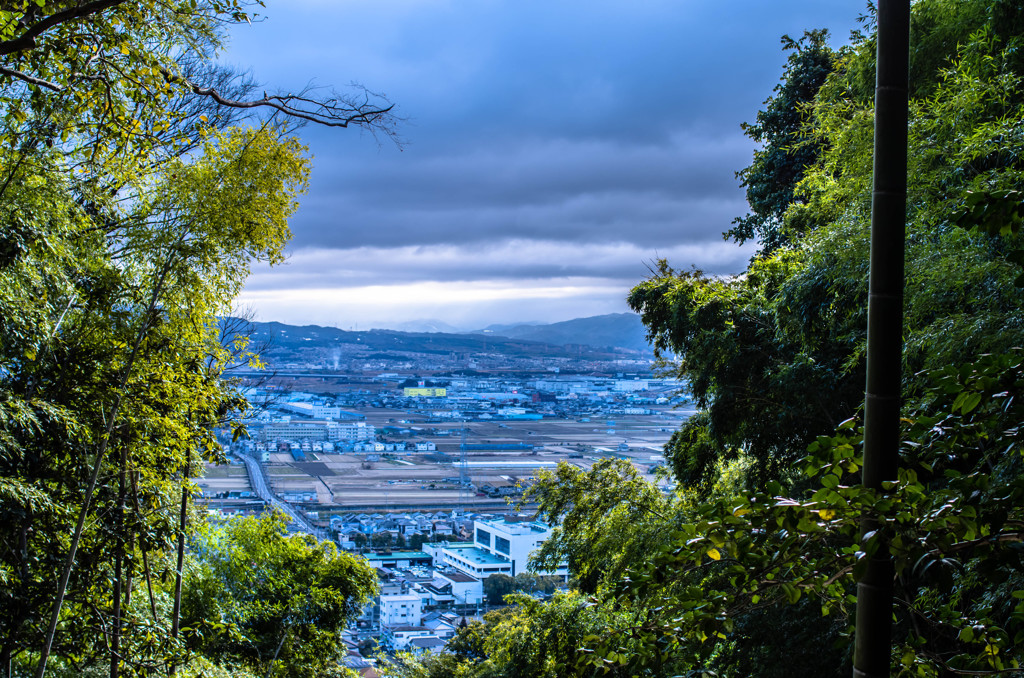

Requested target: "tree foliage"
[
  {"left": 0, "top": 2, "right": 393, "bottom": 676},
  {"left": 181, "top": 512, "right": 378, "bottom": 678},
  {"left": 727, "top": 29, "right": 840, "bottom": 254}
]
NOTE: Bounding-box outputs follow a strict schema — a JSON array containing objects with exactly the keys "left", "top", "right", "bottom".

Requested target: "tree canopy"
[
  {"left": 0, "top": 2, "right": 391, "bottom": 676},
  {"left": 181, "top": 512, "right": 377, "bottom": 678}
]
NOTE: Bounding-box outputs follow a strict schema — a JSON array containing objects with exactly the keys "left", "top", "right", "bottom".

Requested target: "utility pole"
[{"left": 853, "top": 2, "right": 909, "bottom": 677}]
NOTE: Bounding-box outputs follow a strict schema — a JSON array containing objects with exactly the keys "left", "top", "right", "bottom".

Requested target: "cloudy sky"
[{"left": 224, "top": 0, "right": 866, "bottom": 331}]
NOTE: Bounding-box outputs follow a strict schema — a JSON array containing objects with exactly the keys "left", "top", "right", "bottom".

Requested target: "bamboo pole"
[{"left": 853, "top": 2, "right": 909, "bottom": 677}]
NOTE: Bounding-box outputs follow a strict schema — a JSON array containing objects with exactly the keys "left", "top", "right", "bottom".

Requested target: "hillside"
[
  {"left": 227, "top": 316, "right": 653, "bottom": 367},
  {"left": 475, "top": 313, "right": 650, "bottom": 352}
]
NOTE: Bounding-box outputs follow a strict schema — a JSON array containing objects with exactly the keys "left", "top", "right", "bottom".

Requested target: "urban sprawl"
[{"left": 198, "top": 360, "right": 692, "bottom": 669}]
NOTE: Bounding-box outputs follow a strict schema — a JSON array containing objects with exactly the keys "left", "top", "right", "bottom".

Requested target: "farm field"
[{"left": 197, "top": 404, "right": 693, "bottom": 514}]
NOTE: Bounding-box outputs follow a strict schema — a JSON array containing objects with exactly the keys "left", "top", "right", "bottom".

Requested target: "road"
[{"left": 236, "top": 452, "right": 326, "bottom": 539}]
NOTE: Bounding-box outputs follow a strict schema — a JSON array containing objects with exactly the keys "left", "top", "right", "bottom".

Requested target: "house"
[
  {"left": 382, "top": 625, "right": 438, "bottom": 651},
  {"left": 408, "top": 636, "right": 447, "bottom": 654},
  {"left": 432, "top": 521, "right": 454, "bottom": 537},
  {"left": 422, "top": 610, "right": 461, "bottom": 639}
]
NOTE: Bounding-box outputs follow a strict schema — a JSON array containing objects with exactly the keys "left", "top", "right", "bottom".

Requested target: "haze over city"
[{"left": 224, "top": 0, "right": 866, "bottom": 330}]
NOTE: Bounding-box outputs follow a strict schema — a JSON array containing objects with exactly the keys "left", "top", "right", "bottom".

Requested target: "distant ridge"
[
  {"left": 473, "top": 313, "right": 650, "bottom": 353},
  {"left": 224, "top": 313, "right": 652, "bottom": 366},
  {"left": 391, "top": 319, "right": 465, "bottom": 334}
]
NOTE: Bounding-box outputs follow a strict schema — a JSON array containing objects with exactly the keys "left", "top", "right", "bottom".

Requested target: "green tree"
[
  {"left": 483, "top": 574, "right": 516, "bottom": 607},
  {"left": 0, "top": 2, "right": 396, "bottom": 676},
  {"left": 526, "top": 459, "right": 674, "bottom": 593},
  {"left": 181, "top": 512, "right": 378, "bottom": 678},
  {"left": 372, "top": 532, "right": 395, "bottom": 549},
  {"left": 727, "top": 29, "right": 840, "bottom": 253},
  {"left": 387, "top": 4, "right": 1024, "bottom": 677}
]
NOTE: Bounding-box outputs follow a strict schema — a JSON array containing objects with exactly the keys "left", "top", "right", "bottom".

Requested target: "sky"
[{"left": 223, "top": 0, "right": 867, "bottom": 331}]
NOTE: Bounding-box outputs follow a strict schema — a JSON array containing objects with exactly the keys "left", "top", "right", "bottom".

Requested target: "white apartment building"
[
  {"left": 261, "top": 419, "right": 375, "bottom": 443},
  {"left": 262, "top": 421, "right": 329, "bottom": 441},
  {"left": 329, "top": 421, "right": 375, "bottom": 441},
  {"left": 379, "top": 593, "right": 422, "bottom": 629}
]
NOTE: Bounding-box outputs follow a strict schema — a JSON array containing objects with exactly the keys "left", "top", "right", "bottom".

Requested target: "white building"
[
  {"left": 329, "top": 421, "right": 375, "bottom": 442},
  {"left": 379, "top": 593, "right": 422, "bottom": 629},
  {"left": 497, "top": 407, "right": 527, "bottom": 417},
  {"left": 473, "top": 518, "right": 568, "bottom": 578},
  {"left": 437, "top": 543, "right": 513, "bottom": 578},
  {"left": 311, "top": 403, "right": 344, "bottom": 419},
  {"left": 438, "top": 570, "right": 484, "bottom": 610},
  {"left": 612, "top": 379, "right": 650, "bottom": 392},
  {"left": 262, "top": 421, "right": 329, "bottom": 441},
  {"left": 382, "top": 625, "right": 437, "bottom": 650}
]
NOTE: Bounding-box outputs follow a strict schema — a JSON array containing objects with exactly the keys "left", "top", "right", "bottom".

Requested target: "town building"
[
  {"left": 379, "top": 593, "right": 422, "bottom": 629},
  {"left": 473, "top": 517, "right": 568, "bottom": 578}
]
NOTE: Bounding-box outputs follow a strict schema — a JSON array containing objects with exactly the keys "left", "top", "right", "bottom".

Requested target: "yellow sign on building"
[{"left": 403, "top": 387, "right": 447, "bottom": 397}]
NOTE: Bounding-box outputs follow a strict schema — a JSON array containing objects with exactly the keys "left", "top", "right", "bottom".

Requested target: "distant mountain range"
[
  {"left": 228, "top": 313, "right": 652, "bottom": 365},
  {"left": 472, "top": 313, "right": 649, "bottom": 352}
]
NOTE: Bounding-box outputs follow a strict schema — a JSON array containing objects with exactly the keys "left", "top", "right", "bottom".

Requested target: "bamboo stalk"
[{"left": 853, "top": 2, "right": 910, "bottom": 677}]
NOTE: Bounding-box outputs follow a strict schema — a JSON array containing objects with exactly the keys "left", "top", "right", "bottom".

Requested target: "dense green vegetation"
[
  {"left": 0, "top": 2, "right": 388, "bottom": 676},
  {"left": 387, "top": 1, "right": 1024, "bottom": 676}
]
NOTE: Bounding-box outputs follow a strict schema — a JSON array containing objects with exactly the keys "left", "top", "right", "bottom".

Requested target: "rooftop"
[
  {"left": 477, "top": 518, "right": 550, "bottom": 535},
  {"left": 363, "top": 551, "right": 432, "bottom": 562},
  {"left": 410, "top": 637, "right": 446, "bottom": 648},
  {"left": 439, "top": 571, "right": 478, "bottom": 583},
  {"left": 444, "top": 545, "right": 511, "bottom": 566},
  {"left": 440, "top": 542, "right": 477, "bottom": 550}
]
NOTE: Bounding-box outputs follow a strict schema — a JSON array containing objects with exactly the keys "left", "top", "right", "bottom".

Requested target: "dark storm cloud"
[
  {"left": 289, "top": 132, "right": 749, "bottom": 249},
  {"left": 225, "top": 0, "right": 865, "bottom": 325}
]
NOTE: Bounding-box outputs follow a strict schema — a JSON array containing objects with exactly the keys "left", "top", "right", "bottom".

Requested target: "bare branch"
[{"left": 162, "top": 68, "right": 399, "bottom": 136}]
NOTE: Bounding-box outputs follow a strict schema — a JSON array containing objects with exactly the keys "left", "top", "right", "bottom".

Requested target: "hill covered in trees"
[
  {"left": 229, "top": 313, "right": 652, "bottom": 366},
  {"left": 473, "top": 313, "right": 651, "bottom": 354}
]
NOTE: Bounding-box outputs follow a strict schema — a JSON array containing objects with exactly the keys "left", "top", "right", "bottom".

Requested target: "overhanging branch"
[
  {"left": 0, "top": 0, "right": 126, "bottom": 57},
  {"left": 0, "top": 65, "right": 62, "bottom": 91},
  {"left": 163, "top": 68, "right": 398, "bottom": 133}
]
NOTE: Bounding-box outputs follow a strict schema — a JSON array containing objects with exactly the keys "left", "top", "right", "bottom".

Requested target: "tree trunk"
[
  {"left": 131, "top": 471, "right": 159, "bottom": 623},
  {"left": 110, "top": 444, "right": 127, "bottom": 678},
  {"left": 169, "top": 450, "right": 191, "bottom": 677},
  {"left": 853, "top": 2, "right": 910, "bottom": 677},
  {"left": 35, "top": 253, "right": 177, "bottom": 678}
]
